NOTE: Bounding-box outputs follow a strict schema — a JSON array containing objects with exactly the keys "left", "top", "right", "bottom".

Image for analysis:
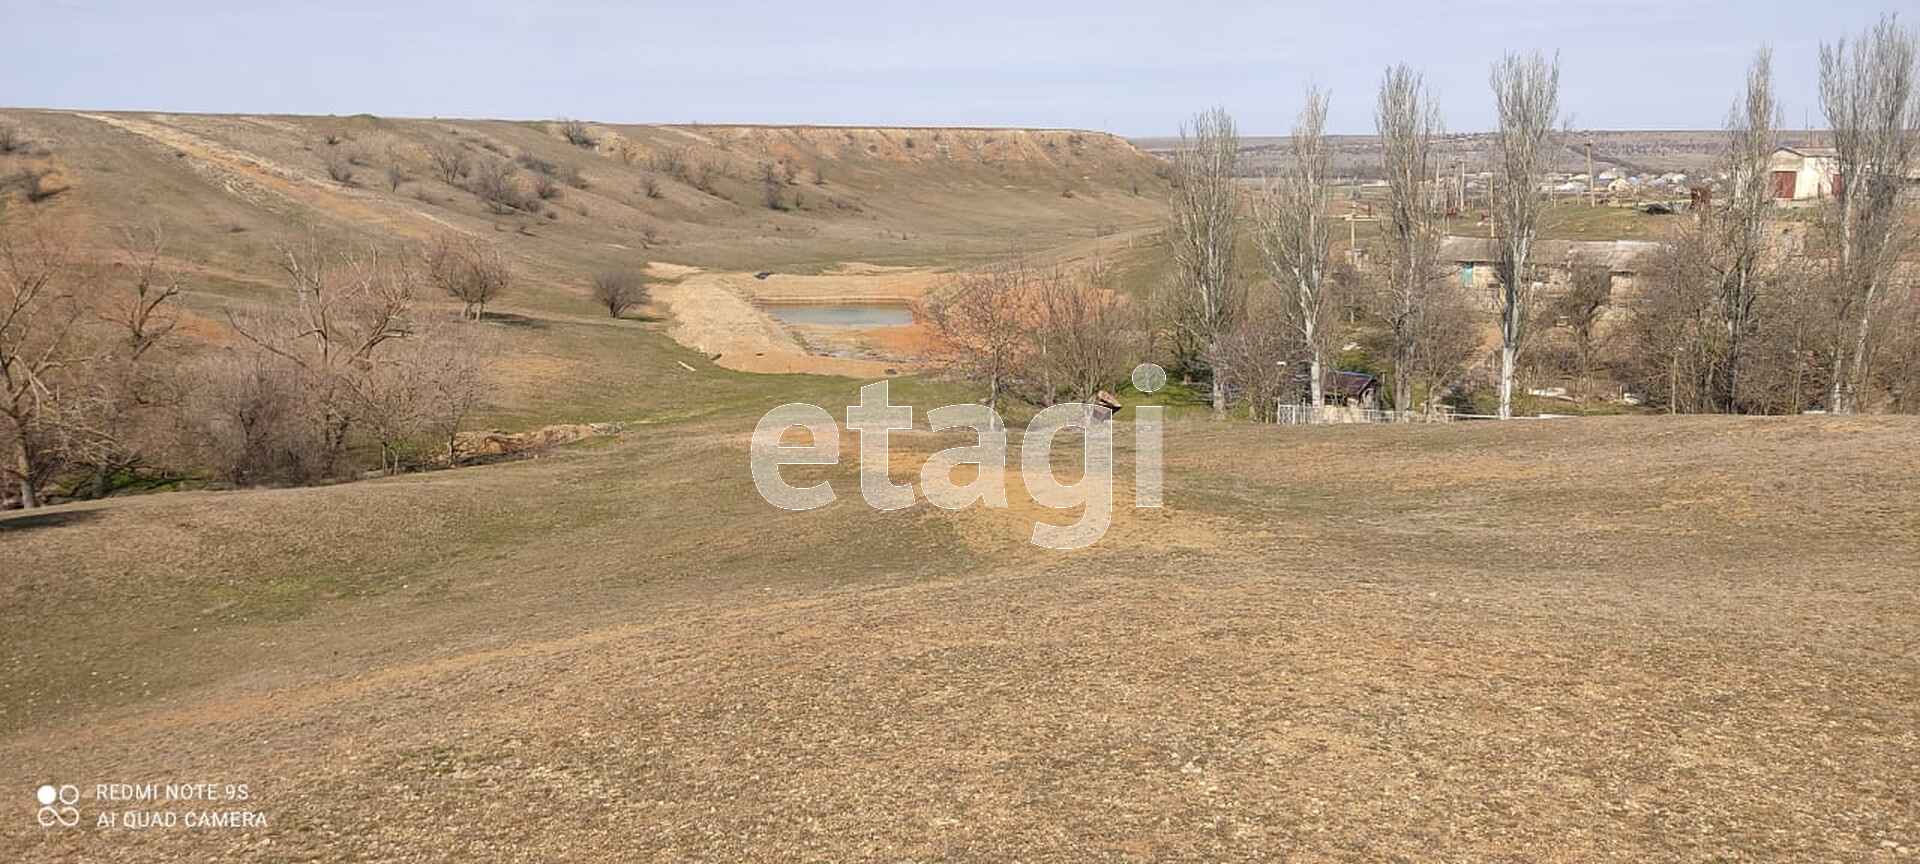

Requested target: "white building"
[{"left": 1768, "top": 146, "right": 1840, "bottom": 202}]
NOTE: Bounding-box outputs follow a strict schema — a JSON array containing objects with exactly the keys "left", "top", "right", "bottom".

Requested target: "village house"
[{"left": 1440, "top": 237, "right": 1660, "bottom": 315}]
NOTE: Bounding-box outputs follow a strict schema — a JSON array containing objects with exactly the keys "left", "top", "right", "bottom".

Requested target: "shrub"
[
  {"left": 467, "top": 160, "right": 536, "bottom": 214},
  {"left": 427, "top": 141, "right": 471, "bottom": 184},
  {"left": 591, "top": 268, "right": 649, "bottom": 318},
  {"left": 532, "top": 172, "right": 561, "bottom": 201},
  {"left": 386, "top": 164, "right": 409, "bottom": 192},
  {"left": 559, "top": 118, "right": 595, "bottom": 149},
  {"left": 323, "top": 151, "right": 355, "bottom": 185},
  {"left": 0, "top": 124, "right": 21, "bottom": 153},
  {"left": 640, "top": 175, "right": 662, "bottom": 199}
]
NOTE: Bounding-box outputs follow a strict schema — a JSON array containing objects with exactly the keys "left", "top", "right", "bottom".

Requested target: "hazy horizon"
[{"left": 0, "top": 0, "right": 1901, "bottom": 136}]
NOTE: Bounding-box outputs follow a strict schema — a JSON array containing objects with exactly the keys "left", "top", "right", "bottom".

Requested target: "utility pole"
[{"left": 1586, "top": 139, "right": 1597, "bottom": 207}]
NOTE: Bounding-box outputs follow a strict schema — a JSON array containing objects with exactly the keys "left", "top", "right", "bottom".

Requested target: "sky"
[{"left": 0, "top": 1, "right": 1904, "bottom": 136}]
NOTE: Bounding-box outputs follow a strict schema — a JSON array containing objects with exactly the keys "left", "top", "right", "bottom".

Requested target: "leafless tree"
[
  {"left": 1167, "top": 107, "right": 1242, "bottom": 416},
  {"left": 1623, "top": 227, "right": 1721, "bottom": 413},
  {"left": 1406, "top": 278, "right": 1481, "bottom": 415},
  {"left": 1706, "top": 47, "right": 1783, "bottom": 412},
  {"left": 1027, "top": 259, "right": 1135, "bottom": 405},
  {"left": 1374, "top": 66, "right": 1446, "bottom": 415},
  {"left": 1256, "top": 88, "right": 1335, "bottom": 417},
  {"left": 761, "top": 162, "right": 787, "bottom": 210},
  {"left": 222, "top": 237, "right": 421, "bottom": 478},
  {"left": 1553, "top": 262, "right": 1613, "bottom": 401},
  {"left": 468, "top": 159, "right": 535, "bottom": 215},
  {"left": 1818, "top": 14, "right": 1920, "bottom": 413},
  {"left": 427, "top": 141, "right": 471, "bottom": 185},
  {"left": 100, "top": 223, "right": 183, "bottom": 360},
  {"left": 1213, "top": 289, "right": 1298, "bottom": 422},
  {"left": 0, "top": 220, "right": 84, "bottom": 507},
  {"left": 918, "top": 259, "right": 1033, "bottom": 412},
  {"left": 591, "top": 268, "right": 650, "bottom": 318},
  {"left": 1488, "top": 51, "right": 1560, "bottom": 418},
  {"left": 421, "top": 232, "right": 513, "bottom": 321}
]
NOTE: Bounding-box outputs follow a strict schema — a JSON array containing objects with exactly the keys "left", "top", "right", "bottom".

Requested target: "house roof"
[
  {"left": 1289, "top": 369, "right": 1378, "bottom": 397},
  {"left": 1326, "top": 370, "right": 1377, "bottom": 397},
  {"left": 1777, "top": 145, "right": 1840, "bottom": 159},
  {"left": 1439, "top": 236, "right": 1659, "bottom": 272}
]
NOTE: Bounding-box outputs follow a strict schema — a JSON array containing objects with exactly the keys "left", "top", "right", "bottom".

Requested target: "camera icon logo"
[{"left": 35, "top": 784, "right": 80, "bottom": 828}]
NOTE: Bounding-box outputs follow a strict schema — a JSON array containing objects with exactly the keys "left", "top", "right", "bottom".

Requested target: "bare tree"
[
  {"left": 1027, "top": 259, "right": 1135, "bottom": 405},
  {"left": 1624, "top": 227, "right": 1721, "bottom": 413},
  {"left": 918, "top": 260, "right": 1033, "bottom": 412},
  {"left": 100, "top": 223, "right": 183, "bottom": 360},
  {"left": 223, "top": 238, "right": 420, "bottom": 478},
  {"left": 1488, "top": 51, "right": 1561, "bottom": 418},
  {"left": 1553, "top": 262, "right": 1613, "bottom": 402},
  {"left": 1256, "top": 88, "right": 1335, "bottom": 417},
  {"left": 427, "top": 141, "right": 471, "bottom": 185},
  {"left": 468, "top": 159, "right": 533, "bottom": 215},
  {"left": 0, "top": 221, "right": 83, "bottom": 507},
  {"left": 1374, "top": 66, "right": 1446, "bottom": 415},
  {"left": 591, "top": 268, "right": 650, "bottom": 318},
  {"left": 1406, "top": 279, "right": 1481, "bottom": 415},
  {"left": 1709, "top": 47, "right": 1782, "bottom": 412},
  {"left": 1818, "top": 15, "right": 1920, "bottom": 413},
  {"left": 760, "top": 162, "right": 787, "bottom": 210},
  {"left": 421, "top": 232, "right": 513, "bottom": 321},
  {"left": 1167, "top": 107, "right": 1242, "bottom": 416},
  {"left": 1213, "top": 288, "right": 1298, "bottom": 422}
]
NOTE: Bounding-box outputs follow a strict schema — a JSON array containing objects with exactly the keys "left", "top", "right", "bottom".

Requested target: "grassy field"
[{"left": 4, "top": 410, "right": 1918, "bottom": 861}]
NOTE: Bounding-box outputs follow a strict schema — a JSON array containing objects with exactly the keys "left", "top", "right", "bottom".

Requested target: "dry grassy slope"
[
  {"left": 2, "top": 414, "right": 1917, "bottom": 860},
  {"left": 0, "top": 109, "right": 1169, "bottom": 424},
  {"left": 2, "top": 110, "right": 1166, "bottom": 295}
]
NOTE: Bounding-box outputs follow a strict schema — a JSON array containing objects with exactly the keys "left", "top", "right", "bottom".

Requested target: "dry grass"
[{"left": 3, "top": 414, "right": 1917, "bottom": 861}]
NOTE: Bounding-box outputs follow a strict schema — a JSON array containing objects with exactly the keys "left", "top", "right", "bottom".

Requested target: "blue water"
[{"left": 765, "top": 304, "right": 914, "bottom": 328}]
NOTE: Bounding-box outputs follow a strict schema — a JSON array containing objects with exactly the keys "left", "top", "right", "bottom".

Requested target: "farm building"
[
  {"left": 1769, "top": 146, "right": 1840, "bottom": 203},
  {"left": 1440, "top": 237, "right": 1660, "bottom": 312}
]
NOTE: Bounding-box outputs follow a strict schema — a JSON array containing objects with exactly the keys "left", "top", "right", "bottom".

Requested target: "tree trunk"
[
  {"left": 1498, "top": 345, "right": 1517, "bottom": 419},
  {"left": 1830, "top": 341, "right": 1851, "bottom": 414},
  {"left": 1210, "top": 375, "right": 1226, "bottom": 417},
  {"left": 14, "top": 438, "right": 38, "bottom": 509},
  {"left": 1393, "top": 339, "right": 1413, "bottom": 419},
  {"left": 1308, "top": 354, "right": 1325, "bottom": 423}
]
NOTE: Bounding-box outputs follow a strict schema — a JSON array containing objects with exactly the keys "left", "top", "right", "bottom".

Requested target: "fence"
[
  {"left": 1273, "top": 403, "right": 1561, "bottom": 424},
  {"left": 1272, "top": 405, "right": 1458, "bottom": 425}
]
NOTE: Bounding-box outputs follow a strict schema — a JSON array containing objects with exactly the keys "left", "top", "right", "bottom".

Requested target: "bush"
[
  {"left": 559, "top": 118, "right": 595, "bottom": 149},
  {"left": 591, "top": 268, "right": 649, "bottom": 318},
  {"left": 532, "top": 172, "right": 561, "bottom": 201},
  {"left": 640, "top": 175, "right": 662, "bottom": 199},
  {"left": 0, "top": 124, "right": 21, "bottom": 153},
  {"left": 427, "top": 141, "right": 471, "bottom": 184},
  {"left": 466, "top": 160, "right": 537, "bottom": 214},
  {"left": 323, "top": 150, "right": 355, "bottom": 185}
]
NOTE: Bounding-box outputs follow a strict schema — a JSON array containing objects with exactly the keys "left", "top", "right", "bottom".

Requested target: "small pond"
[{"left": 764, "top": 303, "right": 914, "bottom": 328}]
